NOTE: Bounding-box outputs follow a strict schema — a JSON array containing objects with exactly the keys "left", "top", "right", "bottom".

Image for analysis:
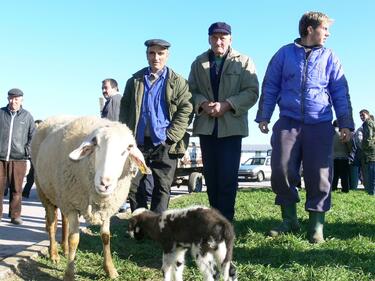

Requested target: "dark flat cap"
[
  {"left": 8, "top": 88, "right": 24, "bottom": 97},
  {"left": 208, "top": 22, "right": 231, "bottom": 35},
  {"left": 144, "top": 39, "right": 171, "bottom": 48}
]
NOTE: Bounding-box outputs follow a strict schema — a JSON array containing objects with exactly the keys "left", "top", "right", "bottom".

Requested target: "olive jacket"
[
  {"left": 119, "top": 67, "right": 193, "bottom": 157},
  {"left": 188, "top": 47, "right": 259, "bottom": 138}
]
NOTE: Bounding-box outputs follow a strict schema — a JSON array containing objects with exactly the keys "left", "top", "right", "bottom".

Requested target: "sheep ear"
[
  {"left": 128, "top": 145, "right": 151, "bottom": 175},
  {"left": 69, "top": 140, "right": 95, "bottom": 160}
]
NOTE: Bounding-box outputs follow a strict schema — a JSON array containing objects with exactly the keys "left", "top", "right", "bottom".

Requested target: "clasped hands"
[{"left": 200, "top": 101, "right": 232, "bottom": 117}]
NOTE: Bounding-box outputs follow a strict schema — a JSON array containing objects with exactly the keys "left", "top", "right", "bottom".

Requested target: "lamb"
[
  {"left": 31, "top": 115, "right": 150, "bottom": 281},
  {"left": 128, "top": 206, "right": 237, "bottom": 281}
]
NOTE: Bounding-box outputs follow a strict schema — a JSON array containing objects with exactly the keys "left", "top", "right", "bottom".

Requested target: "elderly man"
[
  {"left": 101, "top": 78, "right": 122, "bottom": 121},
  {"left": 256, "top": 11, "right": 354, "bottom": 243},
  {"left": 0, "top": 88, "right": 35, "bottom": 224},
  {"left": 189, "top": 22, "right": 259, "bottom": 221},
  {"left": 120, "top": 39, "right": 193, "bottom": 213}
]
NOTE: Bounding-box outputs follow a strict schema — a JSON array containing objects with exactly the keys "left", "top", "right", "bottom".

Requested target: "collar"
[
  {"left": 294, "top": 38, "right": 323, "bottom": 51},
  {"left": 146, "top": 67, "right": 167, "bottom": 80}
]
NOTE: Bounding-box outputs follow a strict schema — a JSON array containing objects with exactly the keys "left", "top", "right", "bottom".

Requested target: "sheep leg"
[
  {"left": 61, "top": 212, "right": 69, "bottom": 257},
  {"left": 173, "top": 247, "right": 187, "bottom": 281},
  {"left": 101, "top": 219, "right": 119, "bottom": 279},
  {"left": 44, "top": 200, "right": 60, "bottom": 263},
  {"left": 191, "top": 244, "right": 217, "bottom": 281},
  {"left": 162, "top": 251, "right": 175, "bottom": 281},
  {"left": 213, "top": 240, "right": 228, "bottom": 279},
  {"left": 63, "top": 212, "right": 80, "bottom": 281},
  {"left": 213, "top": 241, "right": 237, "bottom": 281}
]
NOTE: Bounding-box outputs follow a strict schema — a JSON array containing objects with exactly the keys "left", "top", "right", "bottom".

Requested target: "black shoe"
[
  {"left": 11, "top": 218, "right": 23, "bottom": 225},
  {"left": 22, "top": 192, "right": 30, "bottom": 198}
]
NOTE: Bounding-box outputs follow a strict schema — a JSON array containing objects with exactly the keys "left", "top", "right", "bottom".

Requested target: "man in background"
[
  {"left": 0, "top": 88, "right": 35, "bottom": 224},
  {"left": 101, "top": 78, "right": 122, "bottom": 121},
  {"left": 22, "top": 119, "right": 43, "bottom": 198},
  {"left": 361, "top": 110, "right": 375, "bottom": 195}
]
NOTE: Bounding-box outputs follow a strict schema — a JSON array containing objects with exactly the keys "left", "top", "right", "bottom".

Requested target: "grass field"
[{"left": 15, "top": 188, "right": 375, "bottom": 280}]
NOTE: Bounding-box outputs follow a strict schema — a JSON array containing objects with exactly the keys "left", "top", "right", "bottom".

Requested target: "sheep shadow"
[
  {"left": 4, "top": 257, "right": 62, "bottom": 281},
  {"left": 77, "top": 216, "right": 163, "bottom": 270}
]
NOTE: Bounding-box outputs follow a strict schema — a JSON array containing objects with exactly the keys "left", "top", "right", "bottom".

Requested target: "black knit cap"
[{"left": 8, "top": 88, "right": 24, "bottom": 97}]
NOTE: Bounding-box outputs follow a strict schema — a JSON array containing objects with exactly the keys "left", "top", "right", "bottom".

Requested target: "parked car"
[{"left": 238, "top": 156, "right": 271, "bottom": 182}]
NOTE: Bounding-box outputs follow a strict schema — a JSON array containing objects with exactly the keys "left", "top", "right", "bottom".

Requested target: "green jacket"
[
  {"left": 362, "top": 118, "right": 375, "bottom": 162},
  {"left": 119, "top": 67, "right": 193, "bottom": 157},
  {"left": 188, "top": 47, "right": 259, "bottom": 137}
]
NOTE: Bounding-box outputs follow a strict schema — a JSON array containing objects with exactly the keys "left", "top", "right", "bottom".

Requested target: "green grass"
[{"left": 32, "top": 188, "right": 375, "bottom": 281}]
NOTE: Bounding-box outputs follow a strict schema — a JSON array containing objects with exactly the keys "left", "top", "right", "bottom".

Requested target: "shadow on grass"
[
  {"left": 77, "top": 217, "right": 163, "bottom": 270},
  {"left": 10, "top": 258, "right": 62, "bottom": 281},
  {"left": 235, "top": 217, "right": 375, "bottom": 241}
]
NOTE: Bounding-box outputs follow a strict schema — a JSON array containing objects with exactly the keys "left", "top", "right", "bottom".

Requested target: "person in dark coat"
[{"left": 0, "top": 88, "right": 35, "bottom": 225}]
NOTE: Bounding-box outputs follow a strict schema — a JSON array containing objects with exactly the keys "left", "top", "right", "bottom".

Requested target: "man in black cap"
[
  {"left": 0, "top": 88, "right": 35, "bottom": 224},
  {"left": 120, "top": 39, "right": 193, "bottom": 214},
  {"left": 189, "top": 22, "right": 259, "bottom": 221}
]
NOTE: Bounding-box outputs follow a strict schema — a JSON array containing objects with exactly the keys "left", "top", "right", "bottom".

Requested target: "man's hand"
[
  {"left": 340, "top": 128, "right": 352, "bottom": 143},
  {"left": 259, "top": 121, "right": 269, "bottom": 134},
  {"left": 200, "top": 101, "right": 232, "bottom": 117}
]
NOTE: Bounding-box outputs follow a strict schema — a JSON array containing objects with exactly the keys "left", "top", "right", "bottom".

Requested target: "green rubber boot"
[
  {"left": 308, "top": 212, "right": 325, "bottom": 244},
  {"left": 269, "top": 204, "right": 300, "bottom": 237}
]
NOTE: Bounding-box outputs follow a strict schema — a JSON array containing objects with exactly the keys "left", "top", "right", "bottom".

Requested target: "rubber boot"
[
  {"left": 308, "top": 212, "right": 325, "bottom": 244},
  {"left": 269, "top": 204, "right": 300, "bottom": 237}
]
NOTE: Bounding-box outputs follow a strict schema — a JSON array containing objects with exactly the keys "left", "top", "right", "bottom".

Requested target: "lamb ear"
[
  {"left": 69, "top": 140, "right": 96, "bottom": 160},
  {"left": 128, "top": 145, "right": 151, "bottom": 174}
]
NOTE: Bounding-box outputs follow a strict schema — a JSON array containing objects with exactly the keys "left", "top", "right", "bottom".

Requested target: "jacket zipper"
[
  {"left": 301, "top": 50, "right": 312, "bottom": 123},
  {"left": 6, "top": 112, "right": 16, "bottom": 161}
]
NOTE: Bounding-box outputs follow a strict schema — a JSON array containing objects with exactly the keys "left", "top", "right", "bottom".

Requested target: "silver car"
[{"left": 238, "top": 156, "right": 271, "bottom": 182}]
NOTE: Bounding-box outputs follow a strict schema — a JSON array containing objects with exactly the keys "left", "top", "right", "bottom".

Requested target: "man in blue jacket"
[
  {"left": 0, "top": 89, "right": 35, "bottom": 225},
  {"left": 256, "top": 11, "right": 354, "bottom": 243}
]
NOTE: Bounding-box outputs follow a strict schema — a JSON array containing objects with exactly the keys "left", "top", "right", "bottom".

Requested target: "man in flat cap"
[
  {"left": 120, "top": 39, "right": 193, "bottom": 213},
  {"left": 189, "top": 22, "right": 259, "bottom": 221},
  {"left": 0, "top": 88, "right": 35, "bottom": 225}
]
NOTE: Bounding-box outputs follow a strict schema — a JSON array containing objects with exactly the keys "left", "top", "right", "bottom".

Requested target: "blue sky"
[{"left": 1, "top": 0, "right": 374, "bottom": 144}]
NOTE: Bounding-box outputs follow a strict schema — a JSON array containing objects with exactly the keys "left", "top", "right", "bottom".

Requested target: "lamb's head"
[
  {"left": 128, "top": 208, "right": 153, "bottom": 240},
  {"left": 68, "top": 124, "right": 151, "bottom": 197}
]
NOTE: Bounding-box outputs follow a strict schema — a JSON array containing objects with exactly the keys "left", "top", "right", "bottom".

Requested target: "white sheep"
[
  {"left": 128, "top": 206, "right": 237, "bottom": 281},
  {"left": 31, "top": 115, "right": 150, "bottom": 281}
]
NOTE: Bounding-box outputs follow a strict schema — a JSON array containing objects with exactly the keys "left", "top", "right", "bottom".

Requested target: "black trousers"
[
  {"left": 128, "top": 138, "right": 177, "bottom": 214},
  {"left": 22, "top": 162, "right": 35, "bottom": 196},
  {"left": 332, "top": 158, "right": 350, "bottom": 192},
  {"left": 199, "top": 135, "right": 242, "bottom": 221}
]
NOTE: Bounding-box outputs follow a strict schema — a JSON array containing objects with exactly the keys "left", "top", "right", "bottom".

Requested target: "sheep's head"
[
  {"left": 69, "top": 125, "right": 151, "bottom": 197},
  {"left": 127, "top": 208, "right": 149, "bottom": 240}
]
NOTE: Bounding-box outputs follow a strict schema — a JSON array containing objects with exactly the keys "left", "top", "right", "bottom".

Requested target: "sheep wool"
[{"left": 32, "top": 115, "right": 149, "bottom": 280}]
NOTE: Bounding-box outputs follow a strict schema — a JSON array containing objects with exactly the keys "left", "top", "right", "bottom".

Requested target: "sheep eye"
[
  {"left": 127, "top": 144, "right": 134, "bottom": 151},
  {"left": 91, "top": 137, "right": 98, "bottom": 146}
]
